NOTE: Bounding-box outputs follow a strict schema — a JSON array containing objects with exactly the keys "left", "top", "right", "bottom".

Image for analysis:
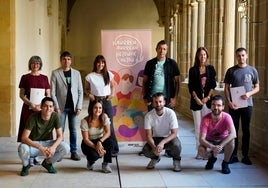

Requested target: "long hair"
[
  {"left": 92, "top": 55, "right": 110, "bottom": 85},
  {"left": 193, "top": 47, "right": 209, "bottom": 67},
  {"left": 87, "top": 100, "right": 105, "bottom": 129}
]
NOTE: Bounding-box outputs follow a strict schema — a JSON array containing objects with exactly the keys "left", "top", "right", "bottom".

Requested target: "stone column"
[
  {"left": 197, "top": 0, "right": 206, "bottom": 47},
  {"left": 222, "top": 0, "right": 236, "bottom": 80},
  {"left": 240, "top": 17, "right": 247, "bottom": 48},
  {"left": 190, "top": 0, "right": 198, "bottom": 66}
]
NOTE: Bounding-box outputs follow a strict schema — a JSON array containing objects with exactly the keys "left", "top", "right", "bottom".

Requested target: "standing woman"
[
  {"left": 17, "top": 56, "right": 50, "bottom": 164},
  {"left": 80, "top": 100, "right": 113, "bottom": 173},
  {"left": 188, "top": 47, "right": 216, "bottom": 159},
  {"left": 84, "top": 55, "right": 119, "bottom": 155}
]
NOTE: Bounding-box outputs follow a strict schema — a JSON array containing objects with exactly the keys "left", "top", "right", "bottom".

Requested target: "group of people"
[
  {"left": 140, "top": 41, "right": 259, "bottom": 174},
  {"left": 17, "top": 52, "right": 118, "bottom": 176},
  {"left": 17, "top": 40, "right": 259, "bottom": 176}
]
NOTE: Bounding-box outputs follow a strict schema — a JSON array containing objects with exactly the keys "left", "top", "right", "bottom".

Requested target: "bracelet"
[{"left": 98, "top": 140, "right": 103, "bottom": 143}]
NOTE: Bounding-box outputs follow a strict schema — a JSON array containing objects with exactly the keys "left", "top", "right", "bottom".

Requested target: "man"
[
  {"left": 51, "top": 51, "right": 83, "bottom": 161},
  {"left": 199, "top": 95, "right": 236, "bottom": 174},
  {"left": 142, "top": 40, "right": 180, "bottom": 110},
  {"left": 18, "top": 97, "right": 70, "bottom": 176},
  {"left": 142, "top": 92, "right": 182, "bottom": 172},
  {"left": 141, "top": 40, "right": 180, "bottom": 156},
  {"left": 224, "top": 47, "right": 260, "bottom": 165}
]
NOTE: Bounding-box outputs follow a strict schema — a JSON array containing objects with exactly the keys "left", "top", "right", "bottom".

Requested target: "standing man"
[
  {"left": 224, "top": 47, "right": 259, "bottom": 165},
  {"left": 142, "top": 92, "right": 182, "bottom": 172},
  {"left": 141, "top": 40, "right": 180, "bottom": 156},
  {"left": 199, "top": 95, "right": 236, "bottom": 174},
  {"left": 51, "top": 51, "right": 83, "bottom": 161},
  {"left": 142, "top": 40, "right": 180, "bottom": 110},
  {"left": 18, "top": 97, "right": 70, "bottom": 176}
]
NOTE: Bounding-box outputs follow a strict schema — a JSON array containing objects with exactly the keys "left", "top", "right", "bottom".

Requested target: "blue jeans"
[
  {"left": 61, "top": 108, "right": 78, "bottom": 153},
  {"left": 88, "top": 99, "right": 119, "bottom": 154},
  {"left": 18, "top": 140, "right": 70, "bottom": 166},
  {"left": 229, "top": 106, "right": 252, "bottom": 157}
]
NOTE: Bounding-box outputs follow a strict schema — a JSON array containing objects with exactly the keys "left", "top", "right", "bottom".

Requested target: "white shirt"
[
  {"left": 85, "top": 71, "right": 114, "bottom": 96},
  {"left": 144, "top": 107, "right": 179, "bottom": 137}
]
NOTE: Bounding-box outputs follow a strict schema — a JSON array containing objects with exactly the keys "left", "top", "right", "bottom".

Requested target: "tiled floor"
[{"left": 1, "top": 106, "right": 268, "bottom": 188}]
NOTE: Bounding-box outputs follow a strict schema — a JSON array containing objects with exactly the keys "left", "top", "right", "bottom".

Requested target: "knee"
[{"left": 18, "top": 144, "right": 30, "bottom": 157}]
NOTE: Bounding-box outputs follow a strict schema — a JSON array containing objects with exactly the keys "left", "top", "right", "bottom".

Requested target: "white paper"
[
  {"left": 30, "top": 88, "right": 45, "bottom": 105},
  {"left": 230, "top": 86, "right": 248, "bottom": 108}
]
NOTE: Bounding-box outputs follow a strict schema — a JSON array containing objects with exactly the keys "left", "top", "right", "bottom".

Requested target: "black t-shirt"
[{"left": 63, "top": 70, "right": 74, "bottom": 109}]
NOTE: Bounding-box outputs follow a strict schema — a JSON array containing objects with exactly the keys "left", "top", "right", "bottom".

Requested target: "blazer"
[
  {"left": 50, "top": 67, "right": 83, "bottom": 112},
  {"left": 188, "top": 65, "right": 216, "bottom": 111}
]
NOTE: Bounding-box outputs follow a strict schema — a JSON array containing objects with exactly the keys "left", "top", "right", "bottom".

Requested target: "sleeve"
[
  {"left": 50, "top": 70, "right": 60, "bottom": 109},
  {"left": 44, "top": 75, "right": 50, "bottom": 89},
  {"left": 18, "top": 74, "right": 26, "bottom": 89},
  {"left": 188, "top": 67, "right": 195, "bottom": 94},
  {"left": 252, "top": 67, "right": 260, "bottom": 84},
  {"left": 144, "top": 113, "right": 152, "bottom": 130},
  {"left": 200, "top": 116, "right": 208, "bottom": 134},
  {"left": 104, "top": 116, "right": 111, "bottom": 127},
  {"left": 224, "top": 67, "right": 232, "bottom": 84},
  {"left": 108, "top": 71, "right": 114, "bottom": 80},
  {"left": 169, "top": 110, "right": 179, "bottom": 129},
  {"left": 208, "top": 65, "right": 217, "bottom": 89},
  {"left": 80, "top": 118, "right": 89, "bottom": 131}
]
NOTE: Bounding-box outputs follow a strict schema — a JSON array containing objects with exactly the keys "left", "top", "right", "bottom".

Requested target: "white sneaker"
[
  {"left": 146, "top": 158, "right": 160, "bottom": 169},
  {"left": 173, "top": 160, "right": 181, "bottom": 172},
  {"left": 102, "top": 162, "right": 112, "bottom": 173}
]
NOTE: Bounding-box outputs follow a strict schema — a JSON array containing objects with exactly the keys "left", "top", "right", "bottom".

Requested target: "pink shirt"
[{"left": 200, "top": 112, "right": 234, "bottom": 141}]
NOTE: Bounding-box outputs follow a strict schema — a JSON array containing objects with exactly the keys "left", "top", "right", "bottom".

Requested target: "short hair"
[
  {"left": 41, "top": 97, "right": 54, "bottom": 106},
  {"left": 152, "top": 92, "right": 165, "bottom": 99},
  {"left": 156, "top": 40, "right": 167, "bottom": 49},
  {"left": 28, "top": 56, "right": 43, "bottom": 70},
  {"left": 211, "top": 95, "right": 225, "bottom": 105},
  {"left": 236, "top": 47, "right": 247, "bottom": 54},
  {"left": 60, "top": 51, "right": 72, "bottom": 60}
]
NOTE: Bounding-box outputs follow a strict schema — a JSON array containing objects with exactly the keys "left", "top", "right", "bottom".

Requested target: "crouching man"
[
  {"left": 142, "top": 92, "right": 182, "bottom": 172},
  {"left": 18, "top": 97, "right": 70, "bottom": 176},
  {"left": 198, "top": 95, "right": 236, "bottom": 174}
]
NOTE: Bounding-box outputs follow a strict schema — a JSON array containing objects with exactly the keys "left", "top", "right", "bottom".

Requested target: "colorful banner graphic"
[{"left": 101, "top": 30, "right": 151, "bottom": 152}]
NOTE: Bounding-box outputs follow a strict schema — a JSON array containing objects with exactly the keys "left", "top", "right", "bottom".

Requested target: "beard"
[{"left": 155, "top": 105, "right": 164, "bottom": 112}]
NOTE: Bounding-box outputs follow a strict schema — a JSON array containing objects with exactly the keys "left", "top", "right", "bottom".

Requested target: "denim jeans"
[
  {"left": 61, "top": 108, "right": 78, "bottom": 153},
  {"left": 81, "top": 138, "right": 112, "bottom": 164},
  {"left": 18, "top": 140, "right": 70, "bottom": 166},
  {"left": 229, "top": 106, "right": 253, "bottom": 157},
  {"left": 88, "top": 99, "right": 119, "bottom": 154}
]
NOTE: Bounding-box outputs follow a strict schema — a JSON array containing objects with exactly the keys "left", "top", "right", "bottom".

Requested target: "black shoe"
[
  {"left": 112, "top": 152, "right": 118, "bottom": 157},
  {"left": 229, "top": 155, "right": 239, "bottom": 164},
  {"left": 71, "top": 152, "right": 81, "bottom": 161},
  {"left": 221, "top": 160, "right": 231, "bottom": 174},
  {"left": 205, "top": 156, "right": 217, "bottom": 170},
  {"left": 20, "top": 165, "right": 31, "bottom": 176},
  {"left": 41, "top": 160, "right": 57, "bottom": 173},
  {"left": 241, "top": 156, "right": 252, "bottom": 165},
  {"left": 138, "top": 151, "right": 144, "bottom": 156}
]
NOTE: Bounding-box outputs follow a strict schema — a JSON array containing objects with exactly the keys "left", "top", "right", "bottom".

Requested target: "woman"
[
  {"left": 188, "top": 47, "right": 217, "bottom": 159},
  {"left": 80, "top": 100, "right": 113, "bottom": 173},
  {"left": 84, "top": 55, "right": 119, "bottom": 155},
  {"left": 18, "top": 56, "right": 50, "bottom": 165}
]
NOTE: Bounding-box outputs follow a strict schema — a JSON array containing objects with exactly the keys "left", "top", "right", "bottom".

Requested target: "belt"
[{"left": 94, "top": 95, "right": 109, "bottom": 100}]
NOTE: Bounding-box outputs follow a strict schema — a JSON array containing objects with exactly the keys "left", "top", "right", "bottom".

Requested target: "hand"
[
  {"left": 95, "top": 141, "right": 106, "bottom": 156},
  {"left": 195, "top": 97, "right": 204, "bottom": 106},
  {"left": 228, "top": 101, "right": 238, "bottom": 110},
  {"left": 212, "top": 145, "right": 223, "bottom": 157},
  {"left": 168, "top": 98, "right": 177, "bottom": 108}
]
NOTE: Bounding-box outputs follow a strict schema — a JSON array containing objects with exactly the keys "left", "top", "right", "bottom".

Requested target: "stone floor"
[{"left": 1, "top": 105, "right": 268, "bottom": 188}]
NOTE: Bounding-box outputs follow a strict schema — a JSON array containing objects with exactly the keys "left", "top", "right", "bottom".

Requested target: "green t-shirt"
[{"left": 25, "top": 112, "right": 61, "bottom": 141}]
